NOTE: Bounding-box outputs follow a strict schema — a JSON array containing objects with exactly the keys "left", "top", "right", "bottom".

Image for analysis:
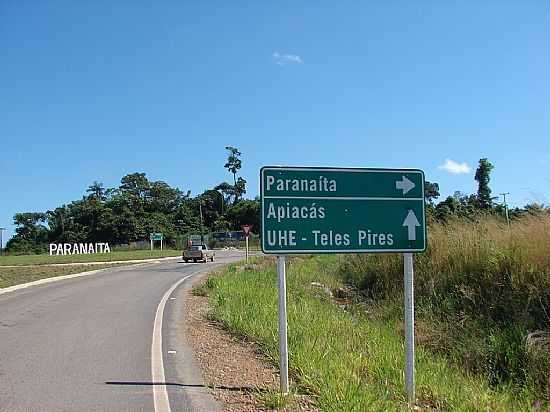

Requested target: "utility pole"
[
  {"left": 500, "top": 192, "right": 510, "bottom": 227},
  {"left": 218, "top": 190, "right": 224, "bottom": 215},
  {"left": 0, "top": 227, "right": 5, "bottom": 256},
  {"left": 199, "top": 201, "right": 204, "bottom": 244}
]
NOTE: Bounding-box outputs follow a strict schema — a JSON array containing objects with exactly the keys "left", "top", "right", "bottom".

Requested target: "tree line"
[
  {"left": 6, "top": 147, "right": 259, "bottom": 254},
  {"left": 425, "top": 158, "right": 547, "bottom": 221},
  {"left": 5, "top": 155, "right": 547, "bottom": 254}
]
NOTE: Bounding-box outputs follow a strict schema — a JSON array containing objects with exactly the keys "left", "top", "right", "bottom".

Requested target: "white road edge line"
[{"left": 152, "top": 266, "right": 213, "bottom": 412}]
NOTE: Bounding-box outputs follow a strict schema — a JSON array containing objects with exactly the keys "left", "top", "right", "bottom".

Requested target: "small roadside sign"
[
  {"left": 241, "top": 224, "right": 254, "bottom": 237},
  {"left": 241, "top": 224, "right": 254, "bottom": 263},
  {"left": 150, "top": 233, "right": 164, "bottom": 251},
  {"left": 150, "top": 233, "right": 163, "bottom": 241}
]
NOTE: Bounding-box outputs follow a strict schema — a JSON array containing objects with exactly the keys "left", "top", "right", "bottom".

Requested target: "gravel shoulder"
[{"left": 184, "top": 276, "right": 318, "bottom": 412}]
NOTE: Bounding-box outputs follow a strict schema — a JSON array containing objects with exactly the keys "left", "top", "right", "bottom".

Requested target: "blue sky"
[{"left": 1, "top": 1, "right": 550, "bottom": 240}]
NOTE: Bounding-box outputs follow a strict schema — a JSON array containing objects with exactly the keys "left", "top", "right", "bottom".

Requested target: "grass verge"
[
  {"left": 0, "top": 264, "right": 124, "bottom": 288},
  {"left": 0, "top": 249, "right": 181, "bottom": 266},
  {"left": 199, "top": 256, "right": 533, "bottom": 411}
]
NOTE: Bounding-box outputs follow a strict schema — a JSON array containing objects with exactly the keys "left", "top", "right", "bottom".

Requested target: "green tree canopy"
[
  {"left": 475, "top": 158, "right": 494, "bottom": 209},
  {"left": 224, "top": 146, "right": 242, "bottom": 185}
]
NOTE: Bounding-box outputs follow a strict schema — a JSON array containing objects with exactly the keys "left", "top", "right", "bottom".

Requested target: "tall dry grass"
[
  {"left": 340, "top": 214, "right": 550, "bottom": 327},
  {"left": 338, "top": 214, "right": 550, "bottom": 398}
]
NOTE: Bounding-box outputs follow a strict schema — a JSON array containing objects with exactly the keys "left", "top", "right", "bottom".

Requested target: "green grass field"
[
  {"left": 0, "top": 249, "right": 182, "bottom": 266},
  {"left": 0, "top": 263, "right": 125, "bottom": 289},
  {"left": 198, "top": 256, "right": 535, "bottom": 411}
]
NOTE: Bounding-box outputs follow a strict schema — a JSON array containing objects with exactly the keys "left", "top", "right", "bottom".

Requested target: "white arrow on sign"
[
  {"left": 402, "top": 210, "right": 420, "bottom": 241},
  {"left": 396, "top": 176, "right": 415, "bottom": 195}
]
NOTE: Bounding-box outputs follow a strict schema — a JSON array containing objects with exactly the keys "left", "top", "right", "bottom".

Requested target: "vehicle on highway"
[{"left": 183, "top": 244, "right": 215, "bottom": 263}]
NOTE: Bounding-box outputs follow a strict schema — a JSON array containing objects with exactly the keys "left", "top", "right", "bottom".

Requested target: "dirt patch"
[{"left": 184, "top": 288, "right": 318, "bottom": 411}]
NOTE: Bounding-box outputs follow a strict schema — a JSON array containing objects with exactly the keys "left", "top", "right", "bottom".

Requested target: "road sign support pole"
[
  {"left": 160, "top": 238, "right": 163, "bottom": 251},
  {"left": 245, "top": 236, "right": 249, "bottom": 262},
  {"left": 277, "top": 255, "right": 289, "bottom": 394},
  {"left": 403, "top": 252, "right": 415, "bottom": 405},
  {"left": 150, "top": 239, "right": 153, "bottom": 251}
]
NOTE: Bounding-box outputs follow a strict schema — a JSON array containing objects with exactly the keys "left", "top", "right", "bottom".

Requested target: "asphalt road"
[{"left": 0, "top": 250, "right": 244, "bottom": 412}]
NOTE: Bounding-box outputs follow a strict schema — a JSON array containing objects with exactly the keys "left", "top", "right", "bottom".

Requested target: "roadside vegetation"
[
  {"left": 0, "top": 263, "right": 124, "bottom": 289},
  {"left": 4, "top": 146, "right": 259, "bottom": 255},
  {"left": 338, "top": 214, "right": 550, "bottom": 407},
  {"left": 197, "top": 214, "right": 550, "bottom": 411}
]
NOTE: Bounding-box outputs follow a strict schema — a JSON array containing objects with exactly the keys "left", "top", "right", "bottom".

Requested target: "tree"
[
  {"left": 475, "top": 158, "right": 494, "bottom": 210},
  {"left": 212, "top": 216, "right": 231, "bottom": 232},
  {"left": 86, "top": 181, "right": 106, "bottom": 201},
  {"left": 225, "top": 199, "right": 260, "bottom": 233},
  {"left": 197, "top": 190, "right": 224, "bottom": 227},
  {"left": 7, "top": 167, "right": 263, "bottom": 253},
  {"left": 175, "top": 201, "right": 201, "bottom": 234},
  {"left": 147, "top": 181, "right": 184, "bottom": 214},
  {"left": 47, "top": 206, "right": 71, "bottom": 241},
  {"left": 215, "top": 182, "right": 237, "bottom": 205},
  {"left": 224, "top": 146, "right": 242, "bottom": 186},
  {"left": 424, "top": 181, "right": 440, "bottom": 204},
  {"left": 6, "top": 212, "right": 49, "bottom": 253},
  {"left": 234, "top": 177, "right": 247, "bottom": 204},
  {"left": 120, "top": 173, "right": 151, "bottom": 200},
  {"left": 434, "top": 192, "right": 479, "bottom": 221},
  {"left": 13, "top": 212, "right": 47, "bottom": 240}
]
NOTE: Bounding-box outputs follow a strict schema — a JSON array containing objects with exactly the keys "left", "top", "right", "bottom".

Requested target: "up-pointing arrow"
[
  {"left": 396, "top": 176, "right": 415, "bottom": 195},
  {"left": 402, "top": 210, "right": 420, "bottom": 241}
]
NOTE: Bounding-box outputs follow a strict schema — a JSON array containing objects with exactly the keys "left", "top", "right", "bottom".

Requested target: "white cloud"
[
  {"left": 273, "top": 52, "right": 303, "bottom": 65},
  {"left": 438, "top": 159, "right": 471, "bottom": 174}
]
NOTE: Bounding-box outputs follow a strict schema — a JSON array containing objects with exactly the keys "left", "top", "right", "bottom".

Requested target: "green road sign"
[
  {"left": 150, "top": 233, "right": 163, "bottom": 241},
  {"left": 260, "top": 166, "right": 426, "bottom": 254}
]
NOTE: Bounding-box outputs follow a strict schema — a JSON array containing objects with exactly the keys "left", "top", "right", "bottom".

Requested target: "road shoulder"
[
  {"left": 182, "top": 268, "right": 318, "bottom": 412},
  {"left": 163, "top": 265, "right": 224, "bottom": 412}
]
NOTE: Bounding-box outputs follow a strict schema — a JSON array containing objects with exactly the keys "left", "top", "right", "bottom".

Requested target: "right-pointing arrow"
[
  {"left": 402, "top": 210, "right": 420, "bottom": 241},
  {"left": 396, "top": 176, "right": 415, "bottom": 195}
]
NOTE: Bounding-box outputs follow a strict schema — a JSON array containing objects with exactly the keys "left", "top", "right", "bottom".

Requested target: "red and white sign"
[{"left": 241, "top": 224, "right": 254, "bottom": 237}]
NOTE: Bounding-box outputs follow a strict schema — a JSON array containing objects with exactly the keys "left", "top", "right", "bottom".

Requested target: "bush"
[
  {"left": 526, "top": 331, "right": 550, "bottom": 400},
  {"left": 5, "top": 238, "right": 48, "bottom": 255}
]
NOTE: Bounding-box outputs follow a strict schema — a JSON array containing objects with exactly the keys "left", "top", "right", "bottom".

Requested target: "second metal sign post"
[{"left": 260, "top": 166, "right": 427, "bottom": 405}]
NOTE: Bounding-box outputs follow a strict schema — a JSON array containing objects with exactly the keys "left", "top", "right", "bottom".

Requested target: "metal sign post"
[
  {"left": 260, "top": 166, "right": 426, "bottom": 401},
  {"left": 277, "top": 255, "right": 289, "bottom": 393},
  {"left": 150, "top": 233, "right": 164, "bottom": 251},
  {"left": 404, "top": 252, "right": 415, "bottom": 404},
  {"left": 241, "top": 225, "right": 254, "bottom": 263}
]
